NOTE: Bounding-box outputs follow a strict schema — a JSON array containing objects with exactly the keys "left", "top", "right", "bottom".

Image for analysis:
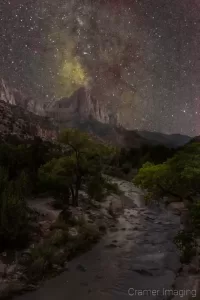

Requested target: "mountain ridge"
[{"left": 0, "top": 79, "right": 194, "bottom": 148}]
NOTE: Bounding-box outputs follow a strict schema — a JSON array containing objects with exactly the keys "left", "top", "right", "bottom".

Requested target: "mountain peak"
[
  {"left": 0, "top": 78, "right": 44, "bottom": 115},
  {"left": 45, "top": 87, "right": 119, "bottom": 126}
]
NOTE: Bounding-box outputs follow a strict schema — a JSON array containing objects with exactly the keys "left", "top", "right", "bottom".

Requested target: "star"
[{"left": 0, "top": 0, "right": 199, "bottom": 136}]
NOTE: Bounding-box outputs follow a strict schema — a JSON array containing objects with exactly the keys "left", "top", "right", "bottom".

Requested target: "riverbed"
[{"left": 14, "top": 179, "right": 181, "bottom": 300}]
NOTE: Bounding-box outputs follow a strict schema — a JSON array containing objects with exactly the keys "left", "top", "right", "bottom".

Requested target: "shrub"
[
  {"left": 29, "top": 243, "right": 56, "bottom": 266},
  {"left": 0, "top": 177, "right": 30, "bottom": 249},
  {"left": 80, "top": 223, "right": 100, "bottom": 243},
  {"left": 174, "top": 230, "right": 197, "bottom": 263},
  {"left": 190, "top": 200, "right": 200, "bottom": 234},
  {"left": 134, "top": 143, "right": 200, "bottom": 202},
  {"left": 48, "top": 229, "right": 68, "bottom": 246},
  {"left": 28, "top": 256, "right": 46, "bottom": 281},
  {"left": 50, "top": 219, "right": 69, "bottom": 231}
]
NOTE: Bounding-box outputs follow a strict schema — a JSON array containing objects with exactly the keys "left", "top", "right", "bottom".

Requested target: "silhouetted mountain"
[
  {"left": 0, "top": 81, "right": 194, "bottom": 148},
  {"left": 0, "top": 78, "right": 44, "bottom": 115},
  {"left": 45, "top": 87, "right": 119, "bottom": 126},
  {"left": 137, "top": 131, "right": 191, "bottom": 148},
  {"left": 44, "top": 88, "right": 192, "bottom": 148}
]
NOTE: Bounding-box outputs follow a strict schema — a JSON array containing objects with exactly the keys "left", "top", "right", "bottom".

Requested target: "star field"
[{"left": 0, "top": 0, "right": 200, "bottom": 136}]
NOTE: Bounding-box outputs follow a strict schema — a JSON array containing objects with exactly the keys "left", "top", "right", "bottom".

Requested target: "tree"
[
  {"left": 0, "top": 169, "right": 30, "bottom": 249},
  {"left": 39, "top": 129, "right": 114, "bottom": 206},
  {"left": 134, "top": 142, "right": 200, "bottom": 202}
]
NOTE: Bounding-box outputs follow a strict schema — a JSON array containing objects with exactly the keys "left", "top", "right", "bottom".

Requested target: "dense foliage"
[
  {"left": 39, "top": 129, "right": 115, "bottom": 206},
  {"left": 134, "top": 142, "right": 200, "bottom": 262},
  {"left": 0, "top": 131, "right": 117, "bottom": 250},
  {"left": 0, "top": 168, "right": 30, "bottom": 249},
  {"left": 134, "top": 142, "right": 200, "bottom": 202},
  {"left": 1, "top": 127, "right": 199, "bottom": 262},
  {"left": 106, "top": 144, "right": 176, "bottom": 180}
]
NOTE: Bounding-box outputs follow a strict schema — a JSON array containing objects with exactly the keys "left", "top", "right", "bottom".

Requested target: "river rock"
[
  {"left": 68, "top": 227, "right": 78, "bottom": 237},
  {"left": 6, "top": 264, "right": 17, "bottom": 276}
]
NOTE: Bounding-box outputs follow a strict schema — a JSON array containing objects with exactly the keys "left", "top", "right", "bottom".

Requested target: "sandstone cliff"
[
  {"left": 45, "top": 87, "right": 119, "bottom": 126},
  {"left": 0, "top": 79, "right": 192, "bottom": 148},
  {"left": 0, "top": 99, "right": 58, "bottom": 141},
  {"left": 0, "top": 78, "right": 44, "bottom": 115}
]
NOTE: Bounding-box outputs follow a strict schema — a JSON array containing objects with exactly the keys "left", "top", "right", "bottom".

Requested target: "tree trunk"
[
  {"left": 73, "top": 191, "right": 78, "bottom": 207},
  {"left": 73, "top": 178, "right": 81, "bottom": 207},
  {"left": 69, "top": 186, "right": 75, "bottom": 206}
]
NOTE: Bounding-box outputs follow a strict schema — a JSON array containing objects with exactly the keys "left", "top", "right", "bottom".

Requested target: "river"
[{"left": 14, "top": 179, "right": 181, "bottom": 300}]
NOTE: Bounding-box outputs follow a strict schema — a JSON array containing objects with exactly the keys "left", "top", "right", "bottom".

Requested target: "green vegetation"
[
  {"left": 39, "top": 128, "right": 115, "bottom": 207},
  {"left": 0, "top": 129, "right": 119, "bottom": 287},
  {"left": 25, "top": 219, "right": 101, "bottom": 282},
  {"left": 174, "top": 230, "right": 196, "bottom": 263},
  {"left": 0, "top": 129, "right": 116, "bottom": 255},
  {"left": 134, "top": 142, "right": 200, "bottom": 262},
  {"left": 134, "top": 142, "right": 200, "bottom": 202},
  {"left": 0, "top": 169, "right": 30, "bottom": 249},
  {"left": 1, "top": 126, "right": 199, "bottom": 280},
  {"left": 106, "top": 144, "right": 176, "bottom": 180}
]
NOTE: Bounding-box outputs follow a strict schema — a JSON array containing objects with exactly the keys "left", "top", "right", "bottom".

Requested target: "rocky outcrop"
[
  {"left": 45, "top": 87, "right": 193, "bottom": 148},
  {"left": 0, "top": 81, "right": 151, "bottom": 148},
  {"left": 0, "top": 79, "right": 44, "bottom": 115},
  {"left": 0, "top": 99, "right": 58, "bottom": 141},
  {"left": 0, "top": 80, "right": 193, "bottom": 148},
  {"left": 45, "top": 87, "right": 119, "bottom": 126},
  {"left": 0, "top": 78, "right": 58, "bottom": 141},
  {"left": 44, "top": 88, "right": 150, "bottom": 148}
]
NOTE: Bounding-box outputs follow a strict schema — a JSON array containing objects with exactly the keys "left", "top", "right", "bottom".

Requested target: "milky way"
[{"left": 0, "top": 0, "right": 200, "bottom": 136}]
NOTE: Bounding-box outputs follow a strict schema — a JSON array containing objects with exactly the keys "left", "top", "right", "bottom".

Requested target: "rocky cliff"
[
  {"left": 0, "top": 79, "right": 193, "bottom": 148},
  {"left": 0, "top": 78, "right": 58, "bottom": 141},
  {"left": 0, "top": 78, "right": 44, "bottom": 115},
  {"left": 45, "top": 87, "right": 119, "bottom": 126},
  {"left": 44, "top": 87, "right": 192, "bottom": 148},
  {"left": 0, "top": 99, "right": 58, "bottom": 142}
]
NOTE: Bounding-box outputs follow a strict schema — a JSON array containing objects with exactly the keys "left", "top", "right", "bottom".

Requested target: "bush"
[
  {"left": 28, "top": 256, "right": 46, "bottom": 280},
  {"left": 50, "top": 219, "right": 69, "bottom": 231},
  {"left": 48, "top": 229, "right": 68, "bottom": 246},
  {"left": 190, "top": 200, "right": 200, "bottom": 234},
  {"left": 29, "top": 243, "right": 56, "bottom": 265},
  {"left": 80, "top": 223, "right": 100, "bottom": 243},
  {"left": 134, "top": 143, "right": 200, "bottom": 203},
  {"left": 0, "top": 174, "right": 30, "bottom": 249},
  {"left": 174, "top": 230, "right": 197, "bottom": 263}
]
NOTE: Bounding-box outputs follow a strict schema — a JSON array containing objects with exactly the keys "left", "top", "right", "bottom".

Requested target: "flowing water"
[{"left": 15, "top": 179, "right": 181, "bottom": 300}]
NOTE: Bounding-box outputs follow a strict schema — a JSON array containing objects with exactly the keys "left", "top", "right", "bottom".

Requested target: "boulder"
[
  {"left": 6, "top": 264, "right": 16, "bottom": 276},
  {"left": 168, "top": 202, "right": 185, "bottom": 212},
  {"left": 68, "top": 227, "right": 79, "bottom": 238}
]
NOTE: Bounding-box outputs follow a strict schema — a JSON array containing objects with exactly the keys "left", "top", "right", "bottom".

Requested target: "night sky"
[{"left": 0, "top": 0, "right": 200, "bottom": 136}]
